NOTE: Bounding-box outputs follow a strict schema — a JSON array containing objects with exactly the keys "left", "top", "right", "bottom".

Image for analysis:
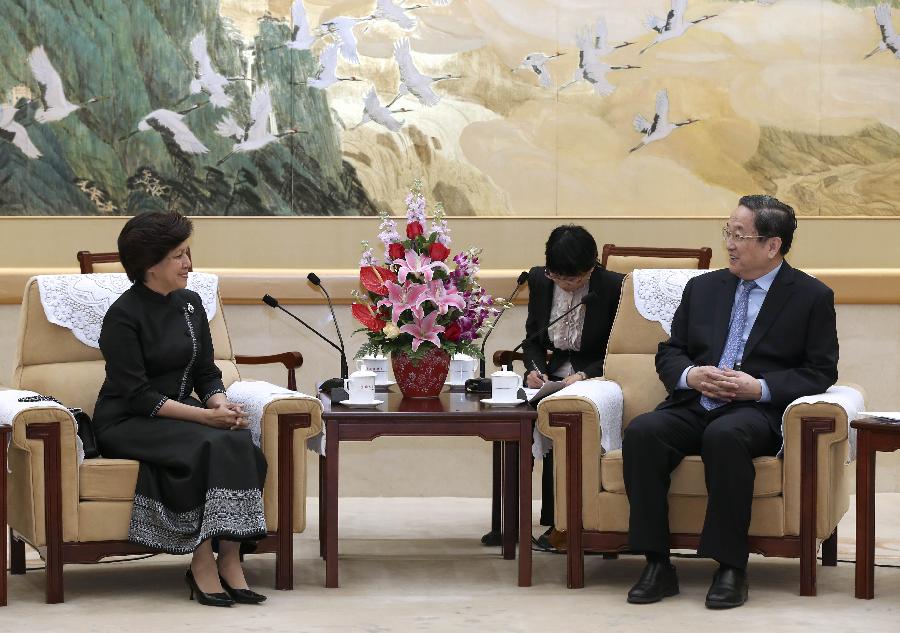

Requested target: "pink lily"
[
  {"left": 426, "top": 280, "right": 466, "bottom": 314},
  {"left": 399, "top": 310, "right": 445, "bottom": 352},
  {"left": 394, "top": 250, "right": 449, "bottom": 284},
  {"left": 377, "top": 280, "right": 429, "bottom": 322}
]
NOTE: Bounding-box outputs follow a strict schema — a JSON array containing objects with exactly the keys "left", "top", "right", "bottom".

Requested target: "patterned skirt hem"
[{"left": 128, "top": 488, "right": 267, "bottom": 555}]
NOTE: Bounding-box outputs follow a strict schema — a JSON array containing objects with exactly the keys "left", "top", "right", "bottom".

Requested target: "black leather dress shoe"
[
  {"left": 627, "top": 561, "right": 679, "bottom": 604},
  {"left": 705, "top": 565, "right": 748, "bottom": 609},
  {"left": 480, "top": 529, "right": 502, "bottom": 547}
]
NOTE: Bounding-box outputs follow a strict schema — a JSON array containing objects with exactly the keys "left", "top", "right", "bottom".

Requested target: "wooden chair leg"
[
  {"left": 822, "top": 527, "right": 838, "bottom": 567},
  {"left": 549, "top": 412, "right": 585, "bottom": 589},
  {"left": 798, "top": 416, "right": 835, "bottom": 597},
  {"left": 274, "top": 412, "right": 312, "bottom": 591},
  {"left": 25, "top": 423, "right": 64, "bottom": 604},
  {"left": 10, "top": 530, "right": 26, "bottom": 575}
]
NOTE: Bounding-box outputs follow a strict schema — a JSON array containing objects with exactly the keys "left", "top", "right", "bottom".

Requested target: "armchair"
[
  {"left": 536, "top": 273, "right": 858, "bottom": 595},
  {"left": 5, "top": 276, "right": 322, "bottom": 603}
]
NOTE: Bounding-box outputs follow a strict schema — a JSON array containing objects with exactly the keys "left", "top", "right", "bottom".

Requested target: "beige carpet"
[{"left": 3, "top": 495, "right": 900, "bottom": 633}]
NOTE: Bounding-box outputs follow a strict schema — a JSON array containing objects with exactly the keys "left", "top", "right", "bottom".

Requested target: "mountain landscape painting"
[{"left": 1, "top": 0, "right": 898, "bottom": 216}]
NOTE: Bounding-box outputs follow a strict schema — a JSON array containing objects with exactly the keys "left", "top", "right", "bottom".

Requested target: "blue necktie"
[{"left": 700, "top": 280, "right": 758, "bottom": 411}]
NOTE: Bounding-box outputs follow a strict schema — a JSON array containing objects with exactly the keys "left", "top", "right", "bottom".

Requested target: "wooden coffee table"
[
  {"left": 1, "top": 425, "right": 9, "bottom": 607},
  {"left": 852, "top": 416, "right": 900, "bottom": 599},
  {"left": 319, "top": 390, "right": 536, "bottom": 588}
]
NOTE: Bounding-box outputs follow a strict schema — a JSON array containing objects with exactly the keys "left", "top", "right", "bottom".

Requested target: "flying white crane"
[
  {"left": 389, "top": 38, "right": 459, "bottom": 107},
  {"left": 28, "top": 46, "right": 105, "bottom": 123},
  {"left": 320, "top": 16, "right": 373, "bottom": 65},
  {"left": 373, "top": 0, "right": 419, "bottom": 30},
  {"left": 306, "top": 44, "right": 362, "bottom": 89},
  {"left": 286, "top": 0, "right": 318, "bottom": 50},
  {"left": 513, "top": 52, "right": 564, "bottom": 89},
  {"left": 865, "top": 3, "right": 900, "bottom": 60},
  {"left": 120, "top": 102, "right": 209, "bottom": 154},
  {"left": 215, "top": 85, "right": 300, "bottom": 165},
  {"left": 640, "top": 0, "right": 716, "bottom": 55},
  {"left": 357, "top": 87, "right": 409, "bottom": 132},
  {"left": 591, "top": 17, "right": 634, "bottom": 57},
  {"left": 0, "top": 104, "right": 41, "bottom": 159},
  {"left": 629, "top": 89, "right": 697, "bottom": 153},
  {"left": 189, "top": 32, "right": 232, "bottom": 108},
  {"left": 561, "top": 26, "right": 639, "bottom": 96}
]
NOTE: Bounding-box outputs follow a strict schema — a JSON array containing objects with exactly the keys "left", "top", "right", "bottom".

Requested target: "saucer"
[
  {"left": 377, "top": 380, "right": 396, "bottom": 386},
  {"left": 445, "top": 380, "right": 472, "bottom": 387},
  {"left": 480, "top": 398, "right": 526, "bottom": 407},
  {"left": 338, "top": 399, "right": 384, "bottom": 408}
]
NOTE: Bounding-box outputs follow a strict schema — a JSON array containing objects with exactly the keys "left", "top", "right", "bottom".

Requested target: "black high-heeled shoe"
[
  {"left": 185, "top": 569, "right": 234, "bottom": 607},
  {"left": 219, "top": 575, "right": 267, "bottom": 604}
]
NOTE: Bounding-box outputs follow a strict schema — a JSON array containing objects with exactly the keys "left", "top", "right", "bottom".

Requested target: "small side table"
[
  {"left": 1, "top": 425, "right": 9, "bottom": 607},
  {"left": 852, "top": 417, "right": 900, "bottom": 599}
]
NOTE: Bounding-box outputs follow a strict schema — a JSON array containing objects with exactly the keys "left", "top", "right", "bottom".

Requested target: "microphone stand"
[
  {"left": 479, "top": 271, "right": 528, "bottom": 378},
  {"left": 261, "top": 294, "right": 346, "bottom": 394},
  {"left": 510, "top": 292, "right": 598, "bottom": 356},
  {"left": 307, "top": 273, "right": 349, "bottom": 384}
]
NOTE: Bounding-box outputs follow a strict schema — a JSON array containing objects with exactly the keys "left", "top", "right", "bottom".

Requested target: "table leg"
[
  {"left": 518, "top": 420, "right": 533, "bottom": 587},
  {"left": 325, "top": 421, "right": 340, "bottom": 588},
  {"left": 855, "top": 431, "right": 876, "bottom": 599},
  {"left": 319, "top": 454, "right": 326, "bottom": 560},
  {"left": 489, "top": 441, "right": 502, "bottom": 541},
  {"left": 1, "top": 427, "right": 8, "bottom": 607},
  {"left": 502, "top": 441, "right": 517, "bottom": 560}
]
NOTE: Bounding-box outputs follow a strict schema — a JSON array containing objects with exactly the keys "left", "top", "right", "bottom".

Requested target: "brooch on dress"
[{"left": 186, "top": 303, "right": 195, "bottom": 314}]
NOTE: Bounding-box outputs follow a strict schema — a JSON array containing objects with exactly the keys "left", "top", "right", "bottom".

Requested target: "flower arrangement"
[{"left": 352, "top": 180, "right": 504, "bottom": 363}]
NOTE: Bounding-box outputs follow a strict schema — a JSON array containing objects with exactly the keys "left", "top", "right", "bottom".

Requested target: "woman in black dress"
[
  {"left": 524, "top": 225, "right": 623, "bottom": 550},
  {"left": 94, "top": 212, "right": 267, "bottom": 607}
]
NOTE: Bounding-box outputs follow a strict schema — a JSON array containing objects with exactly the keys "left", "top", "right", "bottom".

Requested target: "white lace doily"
[
  {"left": 535, "top": 379, "right": 624, "bottom": 458},
  {"left": 225, "top": 380, "right": 324, "bottom": 455},
  {"left": 780, "top": 385, "right": 864, "bottom": 463},
  {"left": 632, "top": 269, "right": 710, "bottom": 335},
  {"left": 0, "top": 389, "right": 84, "bottom": 467},
  {"left": 36, "top": 273, "right": 218, "bottom": 349}
]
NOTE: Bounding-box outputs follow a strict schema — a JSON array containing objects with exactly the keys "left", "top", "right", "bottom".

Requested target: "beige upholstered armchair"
[
  {"left": 5, "top": 277, "right": 323, "bottom": 603},
  {"left": 536, "top": 272, "right": 859, "bottom": 596}
]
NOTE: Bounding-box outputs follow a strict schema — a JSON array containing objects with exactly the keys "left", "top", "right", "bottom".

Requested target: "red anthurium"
[
  {"left": 406, "top": 220, "right": 424, "bottom": 239},
  {"left": 388, "top": 242, "right": 405, "bottom": 261},
  {"left": 443, "top": 321, "right": 462, "bottom": 342},
  {"left": 428, "top": 242, "right": 450, "bottom": 262},
  {"left": 352, "top": 302, "right": 387, "bottom": 332},
  {"left": 360, "top": 265, "right": 397, "bottom": 295}
]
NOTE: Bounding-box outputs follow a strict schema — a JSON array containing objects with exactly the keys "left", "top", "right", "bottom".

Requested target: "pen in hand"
[{"left": 530, "top": 361, "right": 546, "bottom": 386}]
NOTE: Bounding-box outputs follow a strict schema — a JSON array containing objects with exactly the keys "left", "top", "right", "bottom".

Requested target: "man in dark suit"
[{"left": 622, "top": 195, "right": 838, "bottom": 609}]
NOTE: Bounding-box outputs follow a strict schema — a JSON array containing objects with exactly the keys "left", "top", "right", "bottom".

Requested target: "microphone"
[
  {"left": 306, "top": 272, "right": 349, "bottom": 381},
  {"left": 479, "top": 270, "right": 528, "bottom": 378},
  {"left": 510, "top": 291, "right": 598, "bottom": 356},
  {"left": 261, "top": 294, "right": 346, "bottom": 391}
]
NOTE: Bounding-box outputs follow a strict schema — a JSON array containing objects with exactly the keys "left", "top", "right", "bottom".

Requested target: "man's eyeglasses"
[{"left": 722, "top": 227, "right": 768, "bottom": 243}]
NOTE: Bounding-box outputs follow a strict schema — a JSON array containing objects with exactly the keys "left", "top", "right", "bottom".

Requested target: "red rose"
[
  {"left": 388, "top": 242, "right": 405, "bottom": 261},
  {"left": 406, "top": 221, "right": 424, "bottom": 239},
  {"left": 444, "top": 322, "right": 462, "bottom": 342},
  {"left": 428, "top": 242, "right": 450, "bottom": 261}
]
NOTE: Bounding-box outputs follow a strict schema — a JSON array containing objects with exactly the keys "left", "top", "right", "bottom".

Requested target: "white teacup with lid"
[
  {"left": 344, "top": 365, "right": 377, "bottom": 403},
  {"left": 449, "top": 353, "right": 477, "bottom": 384},
  {"left": 490, "top": 365, "right": 523, "bottom": 402},
  {"left": 358, "top": 355, "right": 389, "bottom": 384}
]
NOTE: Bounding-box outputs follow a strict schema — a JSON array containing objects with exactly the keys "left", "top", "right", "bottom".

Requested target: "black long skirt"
[{"left": 96, "top": 398, "right": 268, "bottom": 554}]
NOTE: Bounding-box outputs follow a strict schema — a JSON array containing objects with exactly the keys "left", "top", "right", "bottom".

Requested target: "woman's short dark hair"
[
  {"left": 118, "top": 212, "right": 193, "bottom": 282},
  {"left": 545, "top": 225, "right": 599, "bottom": 277},
  {"left": 738, "top": 194, "right": 798, "bottom": 255}
]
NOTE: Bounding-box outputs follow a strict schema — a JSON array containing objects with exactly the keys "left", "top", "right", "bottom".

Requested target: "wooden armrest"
[
  {"left": 235, "top": 352, "right": 303, "bottom": 390},
  {"left": 492, "top": 350, "right": 552, "bottom": 369}
]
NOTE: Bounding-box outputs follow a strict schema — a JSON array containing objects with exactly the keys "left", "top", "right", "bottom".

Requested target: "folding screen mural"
[{"left": 0, "top": 0, "right": 898, "bottom": 216}]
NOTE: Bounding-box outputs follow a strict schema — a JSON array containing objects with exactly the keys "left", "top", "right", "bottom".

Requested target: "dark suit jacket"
[
  {"left": 523, "top": 265, "right": 624, "bottom": 379},
  {"left": 655, "top": 261, "right": 839, "bottom": 415}
]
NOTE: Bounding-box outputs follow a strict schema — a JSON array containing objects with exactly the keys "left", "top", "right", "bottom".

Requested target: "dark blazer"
[
  {"left": 523, "top": 265, "right": 625, "bottom": 379},
  {"left": 655, "top": 261, "right": 839, "bottom": 414}
]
